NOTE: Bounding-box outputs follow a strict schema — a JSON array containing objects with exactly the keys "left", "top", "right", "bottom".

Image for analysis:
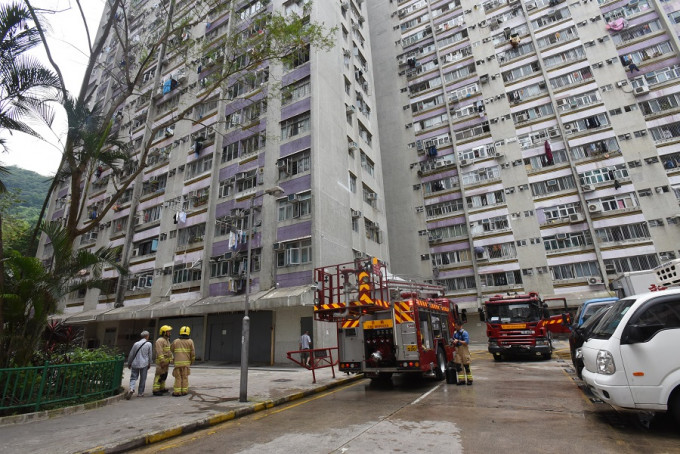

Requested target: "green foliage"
[
  {"left": 1, "top": 166, "right": 51, "bottom": 255},
  {"left": 66, "top": 346, "right": 120, "bottom": 364}
]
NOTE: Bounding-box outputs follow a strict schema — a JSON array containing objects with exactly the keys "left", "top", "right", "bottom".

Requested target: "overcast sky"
[{"left": 1, "top": 0, "right": 105, "bottom": 176}]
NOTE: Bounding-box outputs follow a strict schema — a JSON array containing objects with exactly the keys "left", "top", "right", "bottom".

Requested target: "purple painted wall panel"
[
  {"left": 427, "top": 216, "right": 466, "bottom": 229},
  {"left": 280, "top": 174, "right": 312, "bottom": 195},
  {"left": 216, "top": 200, "right": 236, "bottom": 218},
  {"left": 431, "top": 242, "right": 469, "bottom": 253},
  {"left": 210, "top": 282, "right": 228, "bottom": 296},
  {"left": 439, "top": 268, "right": 474, "bottom": 279},
  {"left": 413, "top": 106, "right": 447, "bottom": 122},
  {"left": 422, "top": 169, "right": 457, "bottom": 182},
  {"left": 206, "top": 14, "right": 228, "bottom": 33},
  {"left": 424, "top": 192, "right": 462, "bottom": 205},
  {"left": 278, "top": 220, "right": 312, "bottom": 241},
  {"left": 280, "top": 135, "right": 312, "bottom": 157},
  {"left": 219, "top": 162, "right": 239, "bottom": 180},
  {"left": 58, "top": 187, "right": 68, "bottom": 198},
  {"left": 213, "top": 231, "right": 261, "bottom": 254},
  {"left": 621, "top": 34, "right": 670, "bottom": 54},
  {"left": 224, "top": 123, "right": 267, "bottom": 143},
  {"left": 282, "top": 63, "right": 311, "bottom": 86},
  {"left": 277, "top": 270, "right": 313, "bottom": 287},
  {"left": 52, "top": 209, "right": 64, "bottom": 220},
  {"left": 224, "top": 91, "right": 267, "bottom": 116},
  {"left": 281, "top": 97, "right": 311, "bottom": 121}
]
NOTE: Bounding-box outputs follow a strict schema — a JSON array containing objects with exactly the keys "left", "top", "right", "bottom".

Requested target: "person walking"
[
  {"left": 300, "top": 330, "right": 312, "bottom": 367},
  {"left": 153, "top": 325, "right": 173, "bottom": 396},
  {"left": 126, "top": 330, "right": 153, "bottom": 399},
  {"left": 170, "top": 326, "right": 195, "bottom": 396},
  {"left": 452, "top": 322, "right": 472, "bottom": 385}
]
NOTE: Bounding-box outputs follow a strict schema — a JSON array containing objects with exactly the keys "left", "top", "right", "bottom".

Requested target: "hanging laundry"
[{"left": 178, "top": 211, "right": 187, "bottom": 223}]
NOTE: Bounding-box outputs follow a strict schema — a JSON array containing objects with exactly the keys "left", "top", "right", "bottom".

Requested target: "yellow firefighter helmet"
[
  {"left": 159, "top": 325, "right": 173, "bottom": 336},
  {"left": 180, "top": 326, "right": 191, "bottom": 336}
]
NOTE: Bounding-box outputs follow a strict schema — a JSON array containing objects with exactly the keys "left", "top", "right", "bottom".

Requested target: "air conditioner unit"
[
  {"left": 349, "top": 141, "right": 358, "bottom": 151},
  {"left": 605, "top": 264, "right": 616, "bottom": 274},
  {"left": 132, "top": 248, "right": 140, "bottom": 257},
  {"left": 546, "top": 179, "right": 558, "bottom": 186},
  {"left": 287, "top": 193, "right": 299, "bottom": 202},
  {"left": 341, "top": 1, "right": 349, "bottom": 11},
  {"left": 633, "top": 86, "right": 649, "bottom": 96},
  {"left": 587, "top": 277, "right": 600, "bottom": 285},
  {"left": 476, "top": 250, "right": 490, "bottom": 261},
  {"left": 582, "top": 184, "right": 594, "bottom": 192},
  {"left": 346, "top": 105, "right": 356, "bottom": 114},
  {"left": 276, "top": 160, "right": 288, "bottom": 169},
  {"left": 367, "top": 193, "right": 378, "bottom": 200},
  {"left": 588, "top": 202, "right": 602, "bottom": 213},
  {"left": 460, "top": 159, "right": 471, "bottom": 167},
  {"left": 569, "top": 213, "right": 584, "bottom": 223},
  {"left": 527, "top": 2, "right": 536, "bottom": 10},
  {"left": 351, "top": 209, "right": 362, "bottom": 218},
  {"left": 235, "top": 172, "right": 247, "bottom": 180},
  {"left": 493, "top": 151, "right": 504, "bottom": 159},
  {"left": 556, "top": 233, "right": 568, "bottom": 240}
]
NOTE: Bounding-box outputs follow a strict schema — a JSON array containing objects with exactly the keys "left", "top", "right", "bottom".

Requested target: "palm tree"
[
  {"left": 0, "top": 222, "right": 126, "bottom": 368},
  {"left": 0, "top": 1, "right": 61, "bottom": 151}
]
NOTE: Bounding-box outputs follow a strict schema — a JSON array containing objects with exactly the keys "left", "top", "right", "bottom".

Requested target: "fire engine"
[
  {"left": 314, "top": 259, "right": 461, "bottom": 381},
  {"left": 482, "top": 292, "right": 571, "bottom": 361}
]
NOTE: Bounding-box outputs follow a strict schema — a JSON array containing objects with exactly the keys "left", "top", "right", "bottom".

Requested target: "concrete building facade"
[{"left": 41, "top": 0, "right": 680, "bottom": 361}]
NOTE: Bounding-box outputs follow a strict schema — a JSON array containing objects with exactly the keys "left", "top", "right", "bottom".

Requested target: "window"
[
  {"left": 479, "top": 270, "right": 523, "bottom": 287},
  {"left": 360, "top": 152, "right": 375, "bottom": 176},
  {"left": 550, "top": 261, "right": 600, "bottom": 280},
  {"left": 140, "top": 205, "right": 162, "bottom": 224},
  {"left": 222, "top": 142, "right": 239, "bottom": 163},
  {"left": 349, "top": 173, "right": 357, "bottom": 193},
  {"left": 282, "top": 77, "right": 311, "bottom": 105},
  {"left": 284, "top": 44, "right": 310, "bottom": 70},
  {"left": 278, "top": 149, "right": 311, "bottom": 179},
  {"left": 236, "top": 169, "right": 258, "bottom": 193},
  {"left": 281, "top": 112, "right": 311, "bottom": 140},
  {"left": 177, "top": 223, "right": 206, "bottom": 246},
  {"left": 172, "top": 263, "right": 202, "bottom": 284},
  {"left": 185, "top": 153, "right": 213, "bottom": 180},
  {"left": 277, "top": 239, "right": 312, "bottom": 266},
  {"left": 627, "top": 298, "right": 680, "bottom": 342},
  {"left": 278, "top": 192, "right": 311, "bottom": 221},
  {"left": 437, "top": 275, "right": 477, "bottom": 292},
  {"left": 604, "top": 254, "right": 659, "bottom": 275}
]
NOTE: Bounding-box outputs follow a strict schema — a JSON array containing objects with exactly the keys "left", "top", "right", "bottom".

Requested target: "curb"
[
  {"left": 79, "top": 374, "right": 364, "bottom": 454},
  {"left": 0, "top": 392, "right": 125, "bottom": 428}
]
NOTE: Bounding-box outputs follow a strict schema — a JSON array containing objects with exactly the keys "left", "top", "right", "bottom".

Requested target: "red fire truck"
[
  {"left": 483, "top": 292, "right": 571, "bottom": 361},
  {"left": 314, "top": 259, "right": 461, "bottom": 381}
]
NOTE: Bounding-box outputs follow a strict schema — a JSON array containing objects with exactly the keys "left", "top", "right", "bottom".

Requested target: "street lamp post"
[{"left": 239, "top": 186, "right": 284, "bottom": 403}]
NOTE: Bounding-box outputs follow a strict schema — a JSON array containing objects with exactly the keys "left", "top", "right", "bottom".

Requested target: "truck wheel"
[
  {"left": 493, "top": 354, "right": 504, "bottom": 362},
  {"left": 434, "top": 348, "right": 446, "bottom": 380},
  {"left": 670, "top": 389, "right": 680, "bottom": 426}
]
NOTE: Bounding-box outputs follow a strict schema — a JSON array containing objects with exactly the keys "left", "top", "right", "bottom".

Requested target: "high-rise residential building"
[{"left": 41, "top": 0, "right": 680, "bottom": 361}]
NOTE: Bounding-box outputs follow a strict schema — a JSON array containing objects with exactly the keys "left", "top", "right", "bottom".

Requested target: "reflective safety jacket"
[
  {"left": 171, "top": 338, "right": 195, "bottom": 367},
  {"left": 155, "top": 337, "right": 172, "bottom": 365}
]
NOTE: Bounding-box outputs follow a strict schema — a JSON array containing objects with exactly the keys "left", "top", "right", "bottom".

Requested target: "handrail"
[
  {"left": 0, "top": 356, "right": 124, "bottom": 415},
  {"left": 287, "top": 347, "right": 338, "bottom": 384}
]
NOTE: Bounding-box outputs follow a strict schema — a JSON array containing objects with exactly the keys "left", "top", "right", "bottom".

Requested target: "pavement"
[
  {"left": 0, "top": 362, "right": 361, "bottom": 454},
  {"left": 0, "top": 341, "right": 532, "bottom": 454}
]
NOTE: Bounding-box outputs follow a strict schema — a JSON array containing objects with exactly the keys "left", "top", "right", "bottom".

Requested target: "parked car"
[
  {"left": 573, "top": 297, "right": 619, "bottom": 327},
  {"left": 570, "top": 305, "right": 612, "bottom": 379},
  {"left": 581, "top": 289, "right": 680, "bottom": 425}
]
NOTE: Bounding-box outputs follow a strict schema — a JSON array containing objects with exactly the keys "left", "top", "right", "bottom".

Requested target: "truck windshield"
[
  {"left": 486, "top": 303, "right": 541, "bottom": 323},
  {"left": 591, "top": 298, "right": 636, "bottom": 339}
]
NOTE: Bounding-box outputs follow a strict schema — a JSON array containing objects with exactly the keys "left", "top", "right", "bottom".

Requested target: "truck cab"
[
  {"left": 483, "top": 292, "right": 570, "bottom": 361},
  {"left": 581, "top": 289, "right": 680, "bottom": 426}
]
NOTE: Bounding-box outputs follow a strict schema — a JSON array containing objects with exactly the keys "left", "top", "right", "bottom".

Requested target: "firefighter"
[
  {"left": 452, "top": 322, "right": 472, "bottom": 385},
  {"left": 170, "top": 326, "right": 195, "bottom": 396},
  {"left": 153, "top": 325, "right": 173, "bottom": 396}
]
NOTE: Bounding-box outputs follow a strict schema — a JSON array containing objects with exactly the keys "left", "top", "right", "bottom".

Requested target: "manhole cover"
[{"left": 272, "top": 379, "right": 293, "bottom": 383}]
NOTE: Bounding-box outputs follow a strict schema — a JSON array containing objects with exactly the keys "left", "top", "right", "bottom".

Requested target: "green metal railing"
[{"left": 0, "top": 356, "right": 124, "bottom": 415}]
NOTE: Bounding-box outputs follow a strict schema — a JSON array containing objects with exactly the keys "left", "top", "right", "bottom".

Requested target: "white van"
[{"left": 581, "top": 288, "right": 680, "bottom": 425}]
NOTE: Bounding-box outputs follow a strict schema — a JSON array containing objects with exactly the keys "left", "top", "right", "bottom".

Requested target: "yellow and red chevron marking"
[
  {"left": 393, "top": 301, "right": 414, "bottom": 324},
  {"left": 314, "top": 303, "right": 347, "bottom": 311},
  {"left": 341, "top": 319, "right": 360, "bottom": 329}
]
